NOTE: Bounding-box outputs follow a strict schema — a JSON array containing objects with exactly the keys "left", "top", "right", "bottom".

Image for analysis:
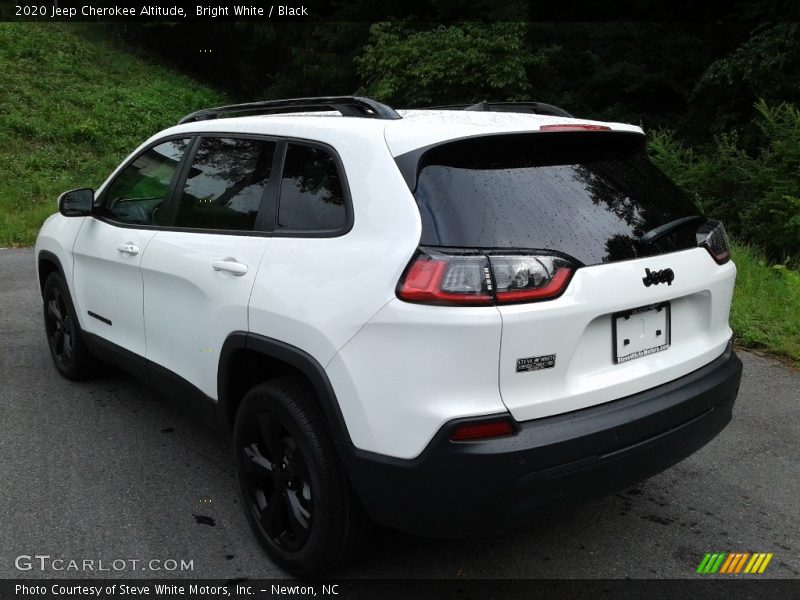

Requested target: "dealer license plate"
[{"left": 613, "top": 302, "right": 671, "bottom": 364}]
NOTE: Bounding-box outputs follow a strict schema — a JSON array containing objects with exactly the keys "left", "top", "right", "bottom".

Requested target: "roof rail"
[
  {"left": 426, "top": 101, "right": 573, "bottom": 118},
  {"left": 178, "top": 96, "right": 401, "bottom": 125}
]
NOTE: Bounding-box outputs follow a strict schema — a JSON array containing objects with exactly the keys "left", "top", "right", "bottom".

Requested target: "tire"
[
  {"left": 233, "top": 378, "right": 371, "bottom": 575},
  {"left": 42, "top": 271, "right": 97, "bottom": 380}
]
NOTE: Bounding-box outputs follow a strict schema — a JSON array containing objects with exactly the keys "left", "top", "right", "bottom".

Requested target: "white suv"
[{"left": 35, "top": 97, "right": 743, "bottom": 574}]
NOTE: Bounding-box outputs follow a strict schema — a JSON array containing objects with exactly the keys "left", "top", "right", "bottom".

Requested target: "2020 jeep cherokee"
[{"left": 35, "top": 97, "right": 743, "bottom": 575}]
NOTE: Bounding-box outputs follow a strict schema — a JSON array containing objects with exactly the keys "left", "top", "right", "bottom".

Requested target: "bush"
[
  {"left": 730, "top": 243, "right": 800, "bottom": 363},
  {"left": 648, "top": 100, "right": 800, "bottom": 265},
  {"left": 356, "top": 22, "right": 532, "bottom": 106}
]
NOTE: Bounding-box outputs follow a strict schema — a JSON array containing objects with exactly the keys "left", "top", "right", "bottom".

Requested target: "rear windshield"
[{"left": 407, "top": 132, "right": 698, "bottom": 265}]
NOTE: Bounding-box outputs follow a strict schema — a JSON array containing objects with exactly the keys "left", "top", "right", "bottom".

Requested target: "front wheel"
[
  {"left": 233, "top": 378, "right": 371, "bottom": 575},
  {"left": 42, "top": 271, "right": 96, "bottom": 380}
]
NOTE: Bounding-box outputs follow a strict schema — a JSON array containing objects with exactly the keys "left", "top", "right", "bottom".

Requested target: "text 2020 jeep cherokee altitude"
[{"left": 35, "top": 97, "right": 743, "bottom": 574}]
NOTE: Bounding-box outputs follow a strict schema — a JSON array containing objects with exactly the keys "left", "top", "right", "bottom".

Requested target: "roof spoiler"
[{"left": 425, "top": 101, "right": 573, "bottom": 118}]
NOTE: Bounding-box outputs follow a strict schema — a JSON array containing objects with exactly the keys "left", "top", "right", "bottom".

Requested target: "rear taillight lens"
[
  {"left": 489, "top": 255, "right": 574, "bottom": 304},
  {"left": 696, "top": 220, "right": 731, "bottom": 264},
  {"left": 396, "top": 249, "right": 493, "bottom": 306},
  {"left": 397, "top": 248, "right": 576, "bottom": 306}
]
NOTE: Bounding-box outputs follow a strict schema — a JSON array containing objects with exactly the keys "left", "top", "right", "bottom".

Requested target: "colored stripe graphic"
[
  {"left": 744, "top": 554, "right": 761, "bottom": 573},
  {"left": 697, "top": 553, "right": 727, "bottom": 573},
  {"left": 744, "top": 553, "right": 774, "bottom": 574},
  {"left": 759, "top": 554, "right": 774, "bottom": 573},
  {"left": 697, "top": 554, "right": 712, "bottom": 573},
  {"left": 734, "top": 553, "right": 750, "bottom": 573},
  {"left": 719, "top": 553, "right": 736, "bottom": 573},
  {"left": 699, "top": 552, "right": 773, "bottom": 574}
]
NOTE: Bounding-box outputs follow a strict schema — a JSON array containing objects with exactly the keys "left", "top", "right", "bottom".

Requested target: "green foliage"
[
  {"left": 691, "top": 23, "right": 800, "bottom": 140},
  {"left": 356, "top": 22, "right": 532, "bottom": 106},
  {"left": 730, "top": 243, "right": 800, "bottom": 363},
  {"left": 0, "top": 23, "right": 224, "bottom": 246},
  {"left": 648, "top": 101, "right": 800, "bottom": 265},
  {"left": 262, "top": 22, "right": 370, "bottom": 98}
]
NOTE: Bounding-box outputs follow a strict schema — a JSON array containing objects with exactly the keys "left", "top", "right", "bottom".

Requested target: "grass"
[
  {"left": 0, "top": 23, "right": 225, "bottom": 246},
  {"left": 730, "top": 243, "right": 800, "bottom": 365},
  {"left": 0, "top": 24, "right": 797, "bottom": 366}
]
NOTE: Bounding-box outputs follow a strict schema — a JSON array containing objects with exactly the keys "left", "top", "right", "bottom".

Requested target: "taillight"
[
  {"left": 397, "top": 248, "right": 576, "bottom": 306},
  {"left": 450, "top": 418, "right": 516, "bottom": 441},
  {"left": 489, "top": 255, "right": 574, "bottom": 304},
  {"left": 396, "top": 249, "right": 493, "bottom": 306},
  {"left": 696, "top": 220, "right": 731, "bottom": 264}
]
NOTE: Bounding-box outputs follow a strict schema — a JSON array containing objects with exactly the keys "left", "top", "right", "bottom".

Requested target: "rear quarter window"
[{"left": 277, "top": 143, "right": 346, "bottom": 232}]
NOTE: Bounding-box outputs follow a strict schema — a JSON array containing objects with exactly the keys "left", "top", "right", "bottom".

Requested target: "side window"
[
  {"left": 277, "top": 143, "right": 346, "bottom": 231},
  {"left": 174, "top": 137, "right": 276, "bottom": 231},
  {"left": 102, "top": 138, "right": 189, "bottom": 225}
]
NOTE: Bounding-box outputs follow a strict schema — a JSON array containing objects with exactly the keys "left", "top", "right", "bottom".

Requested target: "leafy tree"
[
  {"left": 649, "top": 101, "right": 800, "bottom": 265},
  {"left": 690, "top": 23, "right": 800, "bottom": 141},
  {"left": 356, "top": 22, "right": 533, "bottom": 106}
]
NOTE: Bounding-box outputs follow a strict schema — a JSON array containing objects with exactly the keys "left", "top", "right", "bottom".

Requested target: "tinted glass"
[
  {"left": 175, "top": 137, "right": 276, "bottom": 231},
  {"left": 102, "top": 139, "right": 189, "bottom": 225},
  {"left": 411, "top": 132, "right": 699, "bottom": 265},
  {"left": 278, "top": 144, "right": 346, "bottom": 231}
]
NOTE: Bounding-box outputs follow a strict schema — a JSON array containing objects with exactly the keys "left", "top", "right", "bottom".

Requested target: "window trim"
[
  {"left": 272, "top": 139, "right": 354, "bottom": 238},
  {"left": 93, "top": 132, "right": 354, "bottom": 239},
  {"left": 95, "top": 134, "right": 194, "bottom": 229},
  {"left": 167, "top": 134, "right": 282, "bottom": 234}
]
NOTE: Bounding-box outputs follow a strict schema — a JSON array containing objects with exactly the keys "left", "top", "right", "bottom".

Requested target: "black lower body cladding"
[{"left": 339, "top": 344, "right": 742, "bottom": 537}]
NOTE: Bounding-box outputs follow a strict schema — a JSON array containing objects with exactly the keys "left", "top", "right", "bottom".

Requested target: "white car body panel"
[
  {"left": 496, "top": 248, "right": 735, "bottom": 421},
  {"left": 71, "top": 218, "right": 156, "bottom": 357},
  {"left": 34, "top": 213, "right": 85, "bottom": 288},
  {"left": 141, "top": 231, "right": 271, "bottom": 398},
  {"left": 325, "top": 301, "right": 506, "bottom": 459},
  {"left": 249, "top": 128, "right": 421, "bottom": 368}
]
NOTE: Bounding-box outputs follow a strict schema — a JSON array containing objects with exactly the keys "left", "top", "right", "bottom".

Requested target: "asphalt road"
[{"left": 1, "top": 247, "right": 798, "bottom": 580}]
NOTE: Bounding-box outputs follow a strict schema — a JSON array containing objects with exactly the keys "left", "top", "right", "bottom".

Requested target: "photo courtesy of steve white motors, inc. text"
[
  {"left": 16, "top": 4, "right": 310, "bottom": 18},
  {"left": 15, "top": 584, "right": 340, "bottom": 597}
]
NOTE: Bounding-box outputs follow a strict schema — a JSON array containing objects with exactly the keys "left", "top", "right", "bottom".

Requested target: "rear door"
[
  {"left": 72, "top": 138, "right": 191, "bottom": 357},
  {"left": 140, "top": 135, "right": 278, "bottom": 398},
  {"left": 408, "top": 131, "right": 736, "bottom": 421}
]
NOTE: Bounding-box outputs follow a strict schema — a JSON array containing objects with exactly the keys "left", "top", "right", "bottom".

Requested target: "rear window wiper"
[{"left": 639, "top": 215, "right": 705, "bottom": 246}]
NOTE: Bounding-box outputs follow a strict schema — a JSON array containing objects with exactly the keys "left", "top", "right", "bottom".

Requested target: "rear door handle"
[
  {"left": 212, "top": 259, "right": 248, "bottom": 276},
  {"left": 116, "top": 243, "right": 140, "bottom": 256}
]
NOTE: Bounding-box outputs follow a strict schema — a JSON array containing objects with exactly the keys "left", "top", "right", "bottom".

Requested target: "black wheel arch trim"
[
  {"left": 37, "top": 250, "right": 68, "bottom": 295},
  {"left": 219, "top": 332, "right": 352, "bottom": 444}
]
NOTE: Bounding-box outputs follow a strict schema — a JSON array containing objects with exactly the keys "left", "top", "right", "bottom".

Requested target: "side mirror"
[{"left": 58, "top": 188, "right": 94, "bottom": 217}]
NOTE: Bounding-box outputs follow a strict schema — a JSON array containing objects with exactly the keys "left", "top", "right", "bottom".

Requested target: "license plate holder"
[{"left": 613, "top": 302, "right": 671, "bottom": 364}]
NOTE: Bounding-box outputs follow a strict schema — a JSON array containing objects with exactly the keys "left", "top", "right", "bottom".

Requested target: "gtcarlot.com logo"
[
  {"left": 15, "top": 555, "right": 194, "bottom": 572},
  {"left": 697, "top": 552, "right": 774, "bottom": 575}
]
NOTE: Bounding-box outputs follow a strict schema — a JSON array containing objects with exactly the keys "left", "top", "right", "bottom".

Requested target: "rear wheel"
[
  {"left": 42, "top": 272, "right": 96, "bottom": 380},
  {"left": 233, "top": 378, "right": 371, "bottom": 575}
]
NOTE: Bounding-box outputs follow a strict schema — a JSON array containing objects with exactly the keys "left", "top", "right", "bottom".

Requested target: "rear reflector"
[
  {"left": 540, "top": 124, "right": 612, "bottom": 132},
  {"left": 450, "top": 419, "right": 515, "bottom": 441}
]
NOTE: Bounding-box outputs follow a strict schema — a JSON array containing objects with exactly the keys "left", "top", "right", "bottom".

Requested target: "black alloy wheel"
[
  {"left": 233, "top": 378, "right": 372, "bottom": 575},
  {"left": 240, "top": 412, "right": 314, "bottom": 551},
  {"left": 42, "top": 272, "right": 95, "bottom": 379},
  {"left": 44, "top": 284, "right": 74, "bottom": 367}
]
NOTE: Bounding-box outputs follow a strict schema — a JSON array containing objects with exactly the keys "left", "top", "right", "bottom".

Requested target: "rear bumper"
[{"left": 340, "top": 344, "right": 742, "bottom": 537}]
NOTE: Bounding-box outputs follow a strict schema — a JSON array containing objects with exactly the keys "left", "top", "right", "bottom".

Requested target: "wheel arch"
[
  {"left": 37, "top": 250, "right": 67, "bottom": 296},
  {"left": 218, "top": 332, "right": 352, "bottom": 444}
]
